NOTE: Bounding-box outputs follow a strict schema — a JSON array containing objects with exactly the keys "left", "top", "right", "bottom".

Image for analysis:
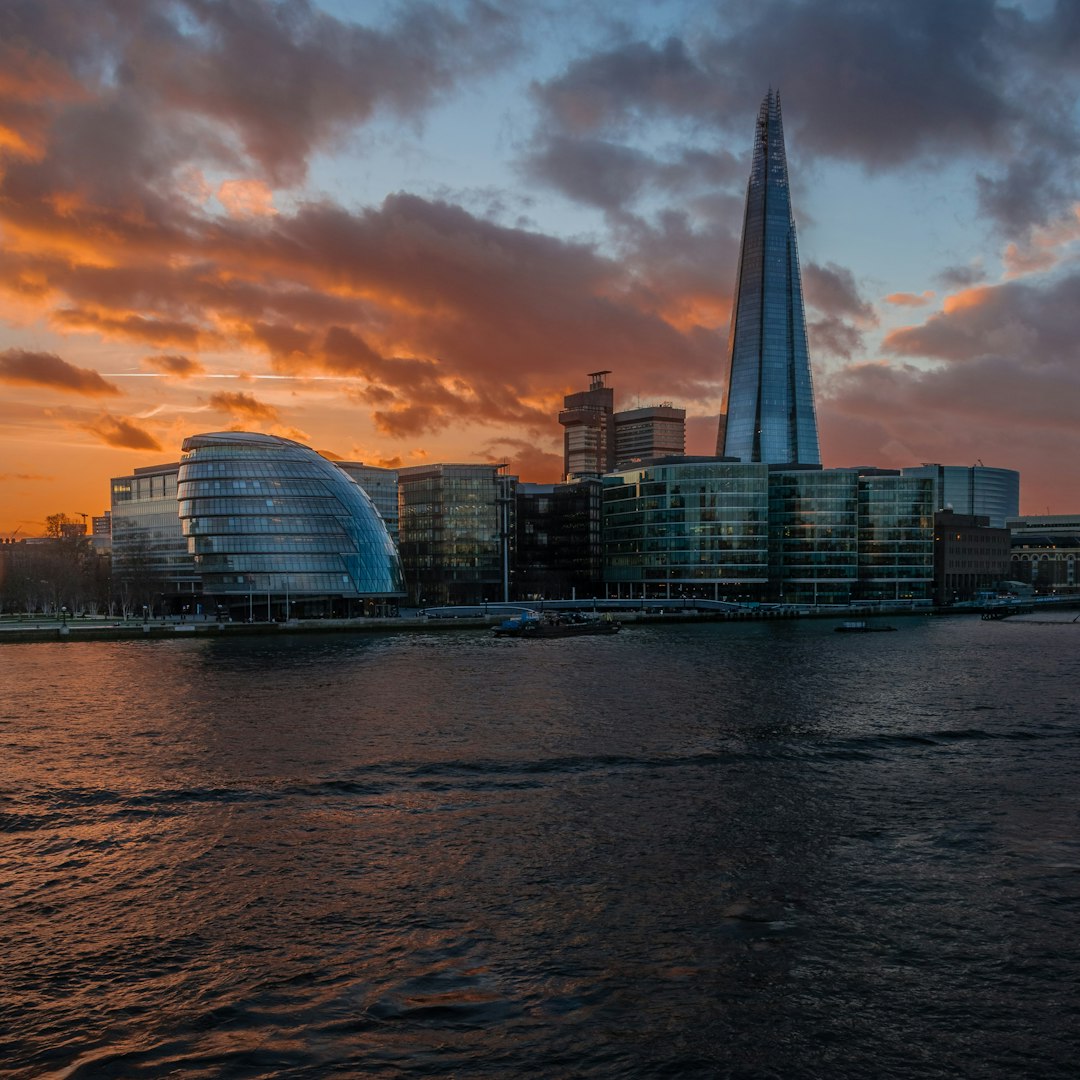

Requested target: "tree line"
[{"left": 0, "top": 513, "right": 126, "bottom": 617}]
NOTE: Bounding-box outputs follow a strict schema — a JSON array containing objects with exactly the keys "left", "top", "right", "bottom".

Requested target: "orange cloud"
[
  {"left": 884, "top": 291, "right": 934, "bottom": 307},
  {"left": 78, "top": 414, "right": 163, "bottom": 451},
  {"left": 208, "top": 391, "right": 280, "bottom": 422},
  {"left": 476, "top": 437, "right": 562, "bottom": 483},
  {"left": 143, "top": 353, "right": 206, "bottom": 378},
  {"left": 0, "top": 348, "right": 120, "bottom": 396},
  {"left": 941, "top": 286, "right": 994, "bottom": 315},
  {"left": 1001, "top": 205, "right": 1080, "bottom": 279},
  {"left": 217, "top": 179, "right": 277, "bottom": 219}
]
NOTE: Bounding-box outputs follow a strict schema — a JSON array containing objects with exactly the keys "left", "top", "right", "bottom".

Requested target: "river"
[{"left": 2, "top": 615, "right": 1078, "bottom": 1078}]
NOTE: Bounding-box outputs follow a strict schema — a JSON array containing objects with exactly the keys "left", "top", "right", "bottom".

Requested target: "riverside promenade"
[
  {"left": 0, "top": 600, "right": 927, "bottom": 643},
  {"left": 4, "top": 596, "right": 1074, "bottom": 644}
]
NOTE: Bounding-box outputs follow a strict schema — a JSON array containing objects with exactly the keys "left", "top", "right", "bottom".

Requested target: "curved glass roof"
[{"left": 178, "top": 432, "right": 405, "bottom": 598}]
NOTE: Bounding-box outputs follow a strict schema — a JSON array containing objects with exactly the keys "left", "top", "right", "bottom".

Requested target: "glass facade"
[
  {"left": 768, "top": 469, "right": 858, "bottom": 604},
  {"left": 767, "top": 470, "right": 934, "bottom": 604},
  {"left": 337, "top": 462, "right": 399, "bottom": 544},
  {"left": 515, "top": 479, "right": 604, "bottom": 600},
  {"left": 857, "top": 476, "right": 934, "bottom": 601},
  {"left": 177, "top": 432, "right": 404, "bottom": 618},
  {"left": 110, "top": 462, "right": 198, "bottom": 612},
  {"left": 900, "top": 465, "right": 1019, "bottom": 528},
  {"left": 397, "top": 464, "right": 515, "bottom": 606},
  {"left": 603, "top": 461, "right": 770, "bottom": 600},
  {"left": 720, "top": 90, "right": 820, "bottom": 465}
]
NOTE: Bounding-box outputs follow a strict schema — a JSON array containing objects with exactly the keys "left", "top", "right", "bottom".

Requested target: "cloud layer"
[{"left": 0, "top": 0, "right": 1078, "bottom": 521}]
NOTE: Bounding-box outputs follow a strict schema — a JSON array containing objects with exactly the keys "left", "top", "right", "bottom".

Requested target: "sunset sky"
[{"left": 3, "top": 0, "right": 1080, "bottom": 535}]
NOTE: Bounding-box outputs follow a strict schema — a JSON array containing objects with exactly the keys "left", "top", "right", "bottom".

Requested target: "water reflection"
[{"left": 2, "top": 620, "right": 1078, "bottom": 1078}]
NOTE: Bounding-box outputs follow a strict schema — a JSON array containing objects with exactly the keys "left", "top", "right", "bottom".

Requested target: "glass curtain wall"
[
  {"left": 177, "top": 432, "right": 404, "bottom": 620},
  {"left": 768, "top": 469, "right": 858, "bottom": 604},
  {"left": 110, "top": 464, "right": 198, "bottom": 615},
  {"left": 857, "top": 476, "right": 935, "bottom": 601},
  {"left": 721, "top": 90, "right": 820, "bottom": 465},
  {"left": 603, "top": 461, "right": 770, "bottom": 600},
  {"left": 397, "top": 464, "right": 515, "bottom": 606}
]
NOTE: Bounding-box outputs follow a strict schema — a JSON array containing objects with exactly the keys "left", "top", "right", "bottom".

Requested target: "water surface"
[{"left": 2, "top": 617, "right": 1078, "bottom": 1078}]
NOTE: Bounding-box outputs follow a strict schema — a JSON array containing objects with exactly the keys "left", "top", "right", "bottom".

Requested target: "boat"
[
  {"left": 492, "top": 611, "right": 621, "bottom": 638},
  {"left": 834, "top": 620, "right": 897, "bottom": 633}
]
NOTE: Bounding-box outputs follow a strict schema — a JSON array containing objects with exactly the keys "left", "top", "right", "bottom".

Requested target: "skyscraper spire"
[{"left": 718, "top": 89, "right": 820, "bottom": 465}]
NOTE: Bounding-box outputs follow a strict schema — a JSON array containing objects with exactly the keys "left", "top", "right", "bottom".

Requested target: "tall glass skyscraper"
[{"left": 719, "top": 90, "right": 820, "bottom": 465}]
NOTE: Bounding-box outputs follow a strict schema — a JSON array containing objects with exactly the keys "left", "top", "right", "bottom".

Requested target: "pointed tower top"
[{"left": 717, "top": 89, "right": 820, "bottom": 465}]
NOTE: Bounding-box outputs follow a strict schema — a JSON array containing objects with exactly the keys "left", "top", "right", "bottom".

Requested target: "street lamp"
[{"left": 60, "top": 606, "right": 68, "bottom": 627}]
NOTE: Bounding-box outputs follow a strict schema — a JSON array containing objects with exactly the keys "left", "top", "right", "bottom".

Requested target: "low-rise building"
[
  {"left": 1008, "top": 515, "right": 1080, "bottom": 594},
  {"left": 933, "top": 510, "right": 1011, "bottom": 605}
]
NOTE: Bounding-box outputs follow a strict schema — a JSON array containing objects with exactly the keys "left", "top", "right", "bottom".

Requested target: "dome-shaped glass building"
[{"left": 177, "top": 432, "right": 405, "bottom": 619}]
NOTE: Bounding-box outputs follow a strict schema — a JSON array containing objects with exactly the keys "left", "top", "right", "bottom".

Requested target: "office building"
[
  {"left": 768, "top": 468, "right": 933, "bottom": 604},
  {"left": 613, "top": 404, "right": 686, "bottom": 467},
  {"left": 934, "top": 510, "right": 1011, "bottom": 605},
  {"left": 397, "top": 463, "right": 515, "bottom": 606},
  {"left": 855, "top": 473, "right": 935, "bottom": 602},
  {"left": 901, "top": 464, "right": 1019, "bottom": 528},
  {"left": 719, "top": 89, "right": 820, "bottom": 465},
  {"left": 110, "top": 461, "right": 197, "bottom": 613},
  {"left": 177, "top": 432, "right": 404, "bottom": 619},
  {"left": 603, "top": 459, "right": 771, "bottom": 601},
  {"left": 559, "top": 371, "right": 615, "bottom": 479},
  {"left": 91, "top": 511, "right": 112, "bottom": 553},
  {"left": 337, "top": 461, "right": 399, "bottom": 545},
  {"left": 768, "top": 468, "right": 859, "bottom": 604},
  {"left": 514, "top": 479, "right": 604, "bottom": 600}
]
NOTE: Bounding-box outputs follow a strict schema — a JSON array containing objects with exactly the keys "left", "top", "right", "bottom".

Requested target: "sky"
[{"left": 2, "top": 0, "right": 1080, "bottom": 536}]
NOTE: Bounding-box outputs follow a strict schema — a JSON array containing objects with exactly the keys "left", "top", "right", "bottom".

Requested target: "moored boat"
[
  {"left": 834, "top": 620, "right": 897, "bottom": 633},
  {"left": 493, "top": 612, "right": 621, "bottom": 638}
]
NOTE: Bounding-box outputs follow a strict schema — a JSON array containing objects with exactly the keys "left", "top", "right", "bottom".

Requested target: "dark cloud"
[
  {"left": 533, "top": 36, "right": 709, "bottom": 136},
  {"left": 802, "top": 261, "right": 877, "bottom": 361},
  {"left": 975, "top": 150, "right": 1077, "bottom": 235},
  {"left": 143, "top": 353, "right": 205, "bottom": 377},
  {"left": 808, "top": 318, "right": 865, "bottom": 361},
  {"left": 803, "top": 261, "right": 876, "bottom": 323},
  {"left": 936, "top": 262, "right": 986, "bottom": 289},
  {"left": 0, "top": 348, "right": 120, "bottom": 396},
  {"left": 530, "top": 1, "right": 1080, "bottom": 232},
  {"left": 78, "top": 413, "right": 162, "bottom": 450},
  {"left": 883, "top": 274, "right": 1080, "bottom": 365},
  {"left": 208, "top": 390, "right": 279, "bottom": 421},
  {"left": 523, "top": 134, "right": 742, "bottom": 212},
  {"left": 0, "top": 0, "right": 522, "bottom": 191}
]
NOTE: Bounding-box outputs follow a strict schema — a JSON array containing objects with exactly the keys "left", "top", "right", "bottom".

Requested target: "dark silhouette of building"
[
  {"left": 514, "top": 479, "right": 604, "bottom": 600},
  {"left": 933, "top": 510, "right": 1011, "bottom": 605}
]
